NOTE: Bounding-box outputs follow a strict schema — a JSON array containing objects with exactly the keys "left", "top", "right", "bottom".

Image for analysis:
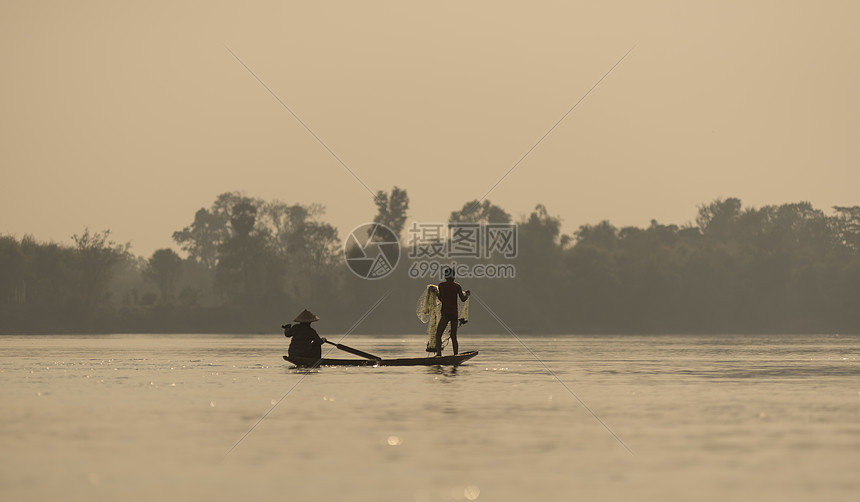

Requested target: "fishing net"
[{"left": 416, "top": 284, "right": 470, "bottom": 353}]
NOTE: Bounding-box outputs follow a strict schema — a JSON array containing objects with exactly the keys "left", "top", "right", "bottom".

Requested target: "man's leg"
[
  {"left": 434, "top": 317, "right": 448, "bottom": 356},
  {"left": 450, "top": 318, "right": 459, "bottom": 355}
]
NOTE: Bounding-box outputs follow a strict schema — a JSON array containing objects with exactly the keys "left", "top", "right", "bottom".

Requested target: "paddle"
[{"left": 324, "top": 339, "right": 381, "bottom": 361}]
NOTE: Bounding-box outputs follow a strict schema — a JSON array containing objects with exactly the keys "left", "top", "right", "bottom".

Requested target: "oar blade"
[{"left": 325, "top": 340, "right": 381, "bottom": 361}]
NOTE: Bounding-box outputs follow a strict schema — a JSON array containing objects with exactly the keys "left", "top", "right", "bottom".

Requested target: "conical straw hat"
[{"left": 293, "top": 309, "right": 320, "bottom": 323}]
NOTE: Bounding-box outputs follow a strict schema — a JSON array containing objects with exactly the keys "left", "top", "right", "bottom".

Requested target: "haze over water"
[{"left": 2, "top": 333, "right": 858, "bottom": 501}]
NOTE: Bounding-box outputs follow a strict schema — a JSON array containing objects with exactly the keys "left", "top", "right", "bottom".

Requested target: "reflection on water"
[
  {"left": 0, "top": 334, "right": 858, "bottom": 501},
  {"left": 427, "top": 365, "right": 459, "bottom": 378}
]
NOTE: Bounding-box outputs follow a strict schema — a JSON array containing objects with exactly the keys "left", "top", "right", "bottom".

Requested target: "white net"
[
  {"left": 416, "top": 284, "right": 470, "bottom": 353},
  {"left": 416, "top": 285, "right": 440, "bottom": 350}
]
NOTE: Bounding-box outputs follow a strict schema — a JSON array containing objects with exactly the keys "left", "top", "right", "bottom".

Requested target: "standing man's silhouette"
[{"left": 434, "top": 267, "right": 470, "bottom": 356}]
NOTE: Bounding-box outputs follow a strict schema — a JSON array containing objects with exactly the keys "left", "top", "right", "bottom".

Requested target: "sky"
[{"left": 2, "top": 1, "right": 858, "bottom": 258}]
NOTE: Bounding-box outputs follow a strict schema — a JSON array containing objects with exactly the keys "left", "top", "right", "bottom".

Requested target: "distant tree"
[
  {"left": 230, "top": 199, "right": 258, "bottom": 238},
  {"left": 696, "top": 197, "right": 742, "bottom": 239},
  {"left": 562, "top": 220, "right": 623, "bottom": 328},
  {"left": 0, "top": 236, "right": 27, "bottom": 305},
  {"left": 174, "top": 259, "right": 213, "bottom": 307},
  {"left": 833, "top": 205, "right": 860, "bottom": 253},
  {"left": 616, "top": 222, "right": 687, "bottom": 330},
  {"left": 20, "top": 236, "right": 77, "bottom": 311},
  {"left": 574, "top": 220, "right": 619, "bottom": 250},
  {"left": 174, "top": 192, "right": 342, "bottom": 313},
  {"left": 259, "top": 200, "right": 340, "bottom": 288},
  {"left": 512, "top": 205, "right": 565, "bottom": 328},
  {"left": 259, "top": 202, "right": 323, "bottom": 246},
  {"left": 373, "top": 187, "right": 409, "bottom": 240},
  {"left": 215, "top": 199, "right": 283, "bottom": 302},
  {"left": 564, "top": 241, "right": 622, "bottom": 327},
  {"left": 143, "top": 249, "right": 184, "bottom": 304},
  {"left": 172, "top": 192, "right": 265, "bottom": 271},
  {"left": 521, "top": 204, "right": 562, "bottom": 246},
  {"left": 516, "top": 204, "right": 564, "bottom": 284},
  {"left": 172, "top": 208, "right": 227, "bottom": 271},
  {"left": 8, "top": 194, "right": 858, "bottom": 335},
  {"left": 72, "top": 228, "right": 129, "bottom": 314},
  {"left": 108, "top": 253, "right": 149, "bottom": 307},
  {"left": 449, "top": 200, "right": 511, "bottom": 224}
]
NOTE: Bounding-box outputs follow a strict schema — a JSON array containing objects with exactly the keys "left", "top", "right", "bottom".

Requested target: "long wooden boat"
[{"left": 283, "top": 350, "right": 478, "bottom": 367}]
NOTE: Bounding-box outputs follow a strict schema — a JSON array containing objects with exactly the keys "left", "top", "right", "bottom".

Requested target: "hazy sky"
[{"left": 2, "top": 1, "right": 858, "bottom": 257}]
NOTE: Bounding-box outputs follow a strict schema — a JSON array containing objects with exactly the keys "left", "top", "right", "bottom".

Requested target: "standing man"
[
  {"left": 435, "top": 267, "right": 470, "bottom": 356},
  {"left": 284, "top": 309, "right": 326, "bottom": 359}
]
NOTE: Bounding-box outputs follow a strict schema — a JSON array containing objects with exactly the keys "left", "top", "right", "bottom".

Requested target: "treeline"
[{"left": 1, "top": 192, "right": 858, "bottom": 334}]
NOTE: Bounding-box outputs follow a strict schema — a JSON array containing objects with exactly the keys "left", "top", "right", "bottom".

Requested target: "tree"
[
  {"left": 215, "top": 198, "right": 283, "bottom": 302},
  {"left": 449, "top": 199, "right": 511, "bottom": 224},
  {"left": 574, "top": 220, "right": 619, "bottom": 250},
  {"left": 833, "top": 206, "right": 860, "bottom": 253},
  {"left": 72, "top": 228, "right": 129, "bottom": 315},
  {"left": 172, "top": 192, "right": 264, "bottom": 270},
  {"left": 512, "top": 205, "right": 565, "bottom": 329},
  {"left": 259, "top": 200, "right": 340, "bottom": 291},
  {"left": 521, "top": 204, "right": 562, "bottom": 246},
  {"left": 373, "top": 187, "right": 409, "bottom": 240},
  {"left": 20, "top": 236, "right": 77, "bottom": 312},
  {"left": 230, "top": 199, "right": 258, "bottom": 238},
  {"left": 259, "top": 202, "right": 324, "bottom": 248},
  {"left": 0, "top": 236, "right": 26, "bottom": 305},
  {"left": 143, "top": 249, "right": 184, "bottom": 304},
  {"left": 696, "top": 197, "right": 742, "bottom": 239},
  {"left": 172, "top": 208, "right": 227, "bottom": 271}
]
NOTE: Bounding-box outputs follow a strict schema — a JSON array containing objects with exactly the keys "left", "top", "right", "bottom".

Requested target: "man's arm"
[{"left": 458, "top": 285, "right": 470, "bottom": 301}]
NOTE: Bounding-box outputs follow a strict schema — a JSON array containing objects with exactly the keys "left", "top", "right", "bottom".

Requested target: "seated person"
[{"left": 283, "top": 309, "right": 326, "bottom": 359}]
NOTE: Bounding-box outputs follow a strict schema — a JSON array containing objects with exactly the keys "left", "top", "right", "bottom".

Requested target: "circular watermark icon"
[{"left": 343, "top": 223, "right": 400, "bottom": 280}]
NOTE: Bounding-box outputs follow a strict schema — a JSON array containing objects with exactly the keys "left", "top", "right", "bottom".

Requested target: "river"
[{"left": 1, "top": 333, "right": 858, "bottom": 501}]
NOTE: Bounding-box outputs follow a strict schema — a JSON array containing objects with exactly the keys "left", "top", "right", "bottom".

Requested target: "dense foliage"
[{"left": 1, "top": 193, "right": 858, "bottom": 334}]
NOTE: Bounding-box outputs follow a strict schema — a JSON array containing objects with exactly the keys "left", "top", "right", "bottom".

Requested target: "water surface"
[{"left": 1, "top": 334, "right": 858, "bottom": 501}]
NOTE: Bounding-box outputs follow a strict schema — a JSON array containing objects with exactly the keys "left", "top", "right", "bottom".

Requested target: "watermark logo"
[
  {"left": 407, "top": 223, "right": 518, "bottom": 279},
  {"left": 408, "top": 222, "right": 518, "bottom": 259},
  {"left": 344, "top": 223, "right": 401, "bottom": 280},
  {"left": 407, "top": 260, "right": 516, "bottom": 280}
]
